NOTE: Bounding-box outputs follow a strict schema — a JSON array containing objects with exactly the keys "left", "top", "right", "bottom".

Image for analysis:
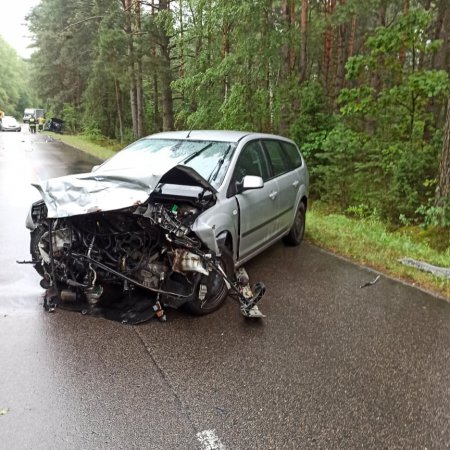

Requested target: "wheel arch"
[{"left": 216, "top": 230, "right": 234, "bottom": 254}]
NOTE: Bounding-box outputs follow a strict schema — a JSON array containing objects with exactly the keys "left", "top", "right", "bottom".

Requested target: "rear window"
[
  {"left": 263, "top": 140, "right": 290, "bottom": 177},
  {"left": 281, "top": 142, "right": 303, "bottom": 169}
]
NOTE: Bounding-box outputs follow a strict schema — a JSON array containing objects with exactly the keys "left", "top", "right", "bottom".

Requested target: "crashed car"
[{"left": 25, "top": 131, "right": 309, "bottom": 323}]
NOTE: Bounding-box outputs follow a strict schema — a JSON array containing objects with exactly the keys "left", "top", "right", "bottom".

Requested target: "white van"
[{"left": 23, "top": 108, "right": 45, "bottom": 123}]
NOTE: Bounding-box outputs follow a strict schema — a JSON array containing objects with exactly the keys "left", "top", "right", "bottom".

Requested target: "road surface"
[{"left": 1, "top": 129, "right": 449, "bottom": 449}]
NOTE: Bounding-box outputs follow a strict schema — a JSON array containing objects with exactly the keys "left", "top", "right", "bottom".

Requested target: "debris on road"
[
  {"left": 400, "top": 258, "right": 450, "bottom": 279},
  {"left": 360, "top": 274, "right": 381, "bottom": 289}
]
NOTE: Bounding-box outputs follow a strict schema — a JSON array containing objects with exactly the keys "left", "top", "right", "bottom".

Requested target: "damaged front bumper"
[{"left": 23, "top": 199, "right": 266, "bottom": 324}]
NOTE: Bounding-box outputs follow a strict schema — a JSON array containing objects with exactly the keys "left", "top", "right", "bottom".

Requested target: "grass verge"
[
  {"left": 306, "top": 204, "right": 450, "bottom": 300},
  {"left": 48, "top": 133, "right": 121, "bottom": 160}
]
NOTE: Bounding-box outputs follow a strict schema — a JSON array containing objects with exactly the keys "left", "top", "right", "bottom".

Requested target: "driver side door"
[{"left": 229, "top": 140, "right": 280, "bottom": 261}]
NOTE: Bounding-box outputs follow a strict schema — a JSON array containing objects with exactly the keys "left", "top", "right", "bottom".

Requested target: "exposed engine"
[{"left": 27, "top": 198, "right": 231, "bottom": 323}]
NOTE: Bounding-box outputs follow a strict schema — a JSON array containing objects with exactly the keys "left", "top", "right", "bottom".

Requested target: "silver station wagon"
[{"left": 26, "top": 130, "right": 309, "bottom": 323}]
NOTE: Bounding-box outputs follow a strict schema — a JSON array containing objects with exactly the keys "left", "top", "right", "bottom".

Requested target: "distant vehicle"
[
  {"left": 23, "top": 108, "right": 45, "bottom": 123},
  {"left": 23, "top": 108, "right": 35, "bottom": 123},
  {"left": 0, "top": 116, "right": 21, "bottom": 132},
  {"left": 44, "top": 117, "right": 64, "bottom": 134}
]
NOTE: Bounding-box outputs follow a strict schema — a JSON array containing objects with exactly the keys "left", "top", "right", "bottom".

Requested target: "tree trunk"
[
  {"left": 322, "top": 0, "right": 336, "bottom": 94},
  {"left": 289, "top": 0, "right": 296, "bottom": 70},
  {"left": 123, "top": 0, "right": 138, "bottom": 138},
  {"left": 114, "top": 77, "right": 124, "bottom": 143},
  {"left": 370, "top": 2, "right": 387, "bottom": 95},
  {"left": 335, "top": 21, "right": 347, "bottom": 98},
  {"left": 159, "top": 0, "right": 175, "bottom": 131},
  {"left": 432, "top": 0, "right": 450, "bottom": 76},
  {"left": 300, "top": 0, "right": 308, "bottom": 83},
  {"left": 279, "top": 0, "right": 294, "bottom": 134},
  {"left": 134, "top": 0, "right": 144, "bottom": 137},
  {"left": 222, "top": 19, "right": 231, "bottom": 102},
  {"left": 347, "top": 14, "right": 356, "bottom": 57},
  {"left": 398, "top": 0, "right": 409, "bottom": 68},
  {"left": 436, "top": 95, "right": 450, "bottom": 205},
  {"left": 151, "top": 0, "right": 161, "bottom": 131}
]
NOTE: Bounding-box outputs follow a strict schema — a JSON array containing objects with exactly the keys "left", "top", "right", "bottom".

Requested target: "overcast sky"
[{"left": 0, "top": 0, "right": 40, "bottom": 58}]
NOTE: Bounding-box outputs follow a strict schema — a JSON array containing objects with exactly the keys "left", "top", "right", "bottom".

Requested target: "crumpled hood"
[{"left": 33, "top": 165, "right": 216, "bottom": 218}]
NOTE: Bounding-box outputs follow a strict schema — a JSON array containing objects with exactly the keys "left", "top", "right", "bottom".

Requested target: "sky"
[{"left": 0, "top": 0, "right": 40, "bottom": 58}]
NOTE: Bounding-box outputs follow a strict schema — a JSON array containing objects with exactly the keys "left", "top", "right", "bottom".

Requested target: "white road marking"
[{"left": 196, "top": 429, "right": 226, "bottom": 450}]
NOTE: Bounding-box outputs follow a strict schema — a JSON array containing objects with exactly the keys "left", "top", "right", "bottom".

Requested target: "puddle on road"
[{"left": 0, "top": 293, "right": 44, "bottom": 316}]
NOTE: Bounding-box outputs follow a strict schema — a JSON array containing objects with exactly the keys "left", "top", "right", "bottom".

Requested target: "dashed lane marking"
[{"left": 196, "top": 429, "right": 226, "bottom": 450}]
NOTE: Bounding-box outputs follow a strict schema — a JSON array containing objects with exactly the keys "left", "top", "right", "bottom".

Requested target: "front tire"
[
  {"left": 30, "top": 226, "right": 46, "bottom": 277},
  {"left": 183, "top": 245, "right": 234, "bottom": 315},
  {"left": 283, "top": 201, "right": 306, "bottom": 246}
]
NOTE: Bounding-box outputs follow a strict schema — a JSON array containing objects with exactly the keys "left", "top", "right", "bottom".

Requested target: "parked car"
[
  {"left": 25, "top": 131, "right": 308, "bottom": 322},
  {"left": 0, "top": 116, "right": 21, "bottom": 132}
]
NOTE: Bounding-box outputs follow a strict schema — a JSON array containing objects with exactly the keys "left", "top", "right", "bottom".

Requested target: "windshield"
[{"left": 97, "top": 139, "right": 235, "bottom": 189}]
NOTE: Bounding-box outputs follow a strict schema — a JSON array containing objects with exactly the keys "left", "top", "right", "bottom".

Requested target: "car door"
[
  {"left": 229, "top": 140, "right": 279, "bottom": 261},
  {"left": 262, "top": 139, "right": 300, "bottom": 234}
]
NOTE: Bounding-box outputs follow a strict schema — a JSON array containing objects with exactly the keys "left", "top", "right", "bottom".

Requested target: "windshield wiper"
[
  {"left": 208, "top": 145, "right": 232, "bottom": 183},
  {"left": 183, "top": 143, "right": 213, "bottom": 163}
]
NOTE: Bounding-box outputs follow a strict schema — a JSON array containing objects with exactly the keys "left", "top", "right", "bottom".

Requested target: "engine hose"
[
  {"left": 71, "top": 252, "right": 194, "bottom": 298},
  {"left": 47, "top": 218, "right": 61, "bottom": 304}
]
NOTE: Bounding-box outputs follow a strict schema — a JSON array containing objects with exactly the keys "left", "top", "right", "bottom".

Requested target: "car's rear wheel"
[
  {"left": 283, "top": 201, "right": 306, "bottom": 246},
  {"left": 183, "top": 245, "right": 234, "bottom": 315}
]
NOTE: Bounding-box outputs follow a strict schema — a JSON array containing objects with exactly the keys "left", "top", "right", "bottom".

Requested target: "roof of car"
[
  {"left": 148, "top": 130, "right": 250, "bottom": 142},
  {"left": 146, "top": 130, "right": 296, "bottom": 144}
]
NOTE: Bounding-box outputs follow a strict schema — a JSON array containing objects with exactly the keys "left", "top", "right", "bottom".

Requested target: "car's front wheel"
[
  {"left": 183, "top": 245, "right": 234, "bottom": 315},
  {"left": 30, "top": 226, "right": 46, "bottom": 277},
  {"left": 283, "top": 201, "right": 306, "bottom": 246}
]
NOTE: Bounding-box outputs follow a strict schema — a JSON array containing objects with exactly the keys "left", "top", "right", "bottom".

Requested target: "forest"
[{"left": 2, "top": 0, "right": 450, "bottom": 228}]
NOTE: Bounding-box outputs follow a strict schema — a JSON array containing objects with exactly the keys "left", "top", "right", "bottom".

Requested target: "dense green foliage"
[
  {"left": 6, "top": 0, "right": 450, "bottom": 230},
  {"left": 0, "top": 36, "right": 36, "bottom": 118}
]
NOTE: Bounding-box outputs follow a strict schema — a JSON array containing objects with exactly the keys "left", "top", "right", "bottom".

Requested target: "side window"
[
  {"left": 263, "top": 140, "right": 290, "bottom": 177},
  {"left": 281, "top": 142, "right": 303, "bottom": 169},
  {"left": 227, "top": 141, "right": 269, "bottom": 196},
  {"left": 233, "top": 141, "right": 269, "bottom": 182}
]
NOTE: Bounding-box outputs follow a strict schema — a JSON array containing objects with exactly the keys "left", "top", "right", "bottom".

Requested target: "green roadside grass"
[
  {"left": 306, "top": 204, "right": 450, "bottom": 300},
  {"left": 49, "top": 132, "right": 122, "bottom": 160},
  {"left": 49, "top": 132, "right": 450, "bottom": 301}
]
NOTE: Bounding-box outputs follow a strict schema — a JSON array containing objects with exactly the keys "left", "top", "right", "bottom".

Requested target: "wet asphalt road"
[{"left": 1, "top": 129, "right": 450, "bottom": 449}]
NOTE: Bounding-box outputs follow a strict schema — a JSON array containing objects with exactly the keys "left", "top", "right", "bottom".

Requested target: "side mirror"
[
  {"left": 236, "top": 175, "right": 264, "bottom": 194},
  {"left": 91, "top": 165, "right": 100, "bottom": 172}
]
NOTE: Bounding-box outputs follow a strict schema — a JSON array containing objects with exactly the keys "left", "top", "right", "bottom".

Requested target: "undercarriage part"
[
  {"left": 153, "top": 301, "right": 166, "bottom": 322},
  {"left": 85, "top": 285, "right": 104, "bottom": 305},
  {"left": 239, "top": 283, "right": 266, "bottom": 318},
  {"left": 60, "top": 289, "right": 77, "bottom": 303},
  {"left": 234, "top": 268, "right": 266, "bottom": 318},
  {"left": 43, "top": 287, "right": 58, "bottom": 312},
  {"left": 72, "top": 252, "right": 196, "bottom": 299}
]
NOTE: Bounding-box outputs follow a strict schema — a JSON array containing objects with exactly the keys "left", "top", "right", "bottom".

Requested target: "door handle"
[
  {"left": 269, "top": 191, "right": 278, "bottom": 200},
  {"left": 292, "top": 180, "right": 299, "bottom": 188}
]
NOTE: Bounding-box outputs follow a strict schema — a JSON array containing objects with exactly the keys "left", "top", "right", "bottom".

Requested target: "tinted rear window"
[
  {"left": 281, "top": 142, "right": 303, "bottom": 169},
  {"left": 263, "top": 140, "right": 290, "bottom": 177}
]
